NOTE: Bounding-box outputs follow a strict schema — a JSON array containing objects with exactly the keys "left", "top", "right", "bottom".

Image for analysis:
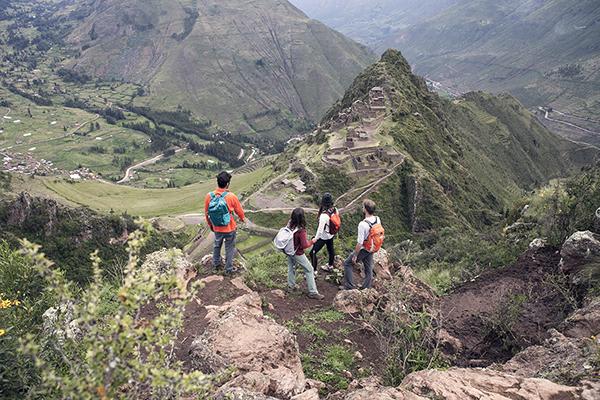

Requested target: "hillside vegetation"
[
  {"left": 65, "top": 0, "right": 374, "bottom": 139},
  {"left": 303, "top": 50, "right": 597, "bottom": 244}
]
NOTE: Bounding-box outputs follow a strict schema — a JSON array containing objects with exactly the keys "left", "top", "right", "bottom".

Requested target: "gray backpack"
[{"left": 273, "top": 226, "right": 298, "bottom": 256}]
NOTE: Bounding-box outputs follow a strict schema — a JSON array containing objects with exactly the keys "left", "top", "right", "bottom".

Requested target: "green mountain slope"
[
  {"left": 65, "top": 0, "right": 374, "bottom": 139},
  {"left": 299, "top": 50, "right": 598, "bottom": 239},
  {"left": 380, "top": 0, "right": 600, "bottom": 122}
]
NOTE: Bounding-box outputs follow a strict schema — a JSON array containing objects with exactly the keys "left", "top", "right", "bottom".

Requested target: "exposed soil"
[
  {"left": 441, "top": 246, "right": 573, "bottom": 366},
  {"left": 142, "top": 262, "right": 384, "bottom": 379},
  {"left": 261, "top": 271, "right": 384, "bottom": 377}
]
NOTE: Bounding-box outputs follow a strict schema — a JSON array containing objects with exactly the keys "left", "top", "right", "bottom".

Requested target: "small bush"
[
  {"left": 0, "top": 241, "right": 54, "bottom": 398},
  {"left": 367, "top": 279, "right": 447, "bottom": 386},
  {"left": 481, "top": 293, "right": 528, "bottom": 355},
  {"left": 302, "top": 344, "right": 355, "bottom": 391}
]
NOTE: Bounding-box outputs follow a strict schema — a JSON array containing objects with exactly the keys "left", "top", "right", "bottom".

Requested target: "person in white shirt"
[
  {"left": 341, "top": 199, "right": 378, "bottom": 290},
  {"left": 310, "top": 193, "right": 336, "bottom": 273}
]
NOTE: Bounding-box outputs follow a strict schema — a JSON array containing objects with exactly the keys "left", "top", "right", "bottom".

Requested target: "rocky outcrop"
[
  {"left": 6, "top": 192, "right": 60, "bottom": 235},
  {"left": 340, "top": 377, "right": 426, "bottom": 400},
  {"left": 42, "top": 301, "right": 81, "bottom": 345},
  {"left": 560, "top": 231, "right": 600, "bottom": 274},
  {"left": 141, "top": 248, "right": 197, "bottom": 292},
  {"left": 190, "top": 292, "right": 306, "bottom": 399},
  {"left": 560, "top": 298, "right": 600, "bottom": 339},
  {"left": 500, "top": 329, "right": 599, "bottom": 384},
  {"left": 334, "top": 289, "right": 381, "bottom": 314},
  {"left": 402, "top": 368, "right": 584, "bottom": 399},
  {"left": 373, "top": 249, "right": 393, "bottom": 281}
]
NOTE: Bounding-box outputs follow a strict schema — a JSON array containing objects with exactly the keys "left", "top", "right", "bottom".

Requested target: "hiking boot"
[
  {"left": 286, "top": 284, "right": 300, "bottom": 293},
  {"left": 224, "top": 267, "right": 239, "bottom": 276},
  {"left": 338, "top": 285, "right": 354, "bottom": 290},
  {"left": 308, "top": 292, "right": 325, "bottom": 300},
  {"left": 320, "top": 264, "right": 334, "bottom": 272}
]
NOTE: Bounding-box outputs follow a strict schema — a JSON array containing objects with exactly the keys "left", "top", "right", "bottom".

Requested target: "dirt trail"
[{"left": 441, "top": 246, "right": 571, "bottom": 366}]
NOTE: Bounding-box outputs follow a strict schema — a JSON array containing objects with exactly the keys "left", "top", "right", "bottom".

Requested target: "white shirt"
[
  {"left": 315, "top": 212, "right": 334, "bottom": 241},
  {"left": 358, "top": 216, "right": 379, "bottom": 246}
]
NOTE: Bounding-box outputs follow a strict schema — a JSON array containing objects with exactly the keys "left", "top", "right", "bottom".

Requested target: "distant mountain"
[
  {"left": 289, "top": 0, "right": 459, "bottom": 46},
  {"left": 379, "top": 0, "right": 600, "bottom": 120},
  {"left": 65, "top": 0, "right": 374, "bottom": 138}
]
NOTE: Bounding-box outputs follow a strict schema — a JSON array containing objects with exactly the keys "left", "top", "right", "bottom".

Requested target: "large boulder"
[
  {"left": 372, "top": 249, "right": 393, "bottom": 281},
  {"left": 560, "top": 231, "right": 600, "bottom": 274},
  {"left": 334, "top": 289, "right": 381, "bottom": 314},
  {"left": 560, "top": 298, "right": 600, "bottom": 339},
  {"left": 390, "top": 265, "right": 437, "bottom": 311},
  {"left": 190, "top": 292, "right": 306, "bottom": 399},
  {"left": 402, "top": 367, "right": 584, "bottom": 399},
  {"left": 500, "top": 329, "right": 599, "bottom": 384}
]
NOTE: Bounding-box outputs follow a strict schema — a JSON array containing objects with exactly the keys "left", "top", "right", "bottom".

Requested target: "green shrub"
[
  {"left": 302, "top": 344, "right": 355, "bottom": 391},
  {"left": 0, "top": 241, "right": 54, "bottom": 398},
  {"left": 17, "top": 221, "right": 215, "bottom": 399}
]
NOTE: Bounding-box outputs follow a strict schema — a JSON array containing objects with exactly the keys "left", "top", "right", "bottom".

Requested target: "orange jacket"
[{"left": 204, "top": 188, "right": 245, "bottom": 233}]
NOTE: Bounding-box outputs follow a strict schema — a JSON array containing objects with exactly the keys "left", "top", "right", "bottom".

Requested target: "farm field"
[{"left": 41, "top": 165, "right": 272, "bottom": 217}]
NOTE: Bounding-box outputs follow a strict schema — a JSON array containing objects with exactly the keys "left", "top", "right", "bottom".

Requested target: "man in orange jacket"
[{"left": 204, "top": 171, "right": 245, "bottom": 274}]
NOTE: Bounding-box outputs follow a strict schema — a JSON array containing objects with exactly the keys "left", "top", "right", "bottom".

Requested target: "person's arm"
[
  {"left": 204, "top": 194, "right": 213, "bottom": 230},
  {"left": 232, "top": 194, "right": 245, "bottom": 222},
  {"left": 298, "top": 229, "right": 314, "bottom": 250}
]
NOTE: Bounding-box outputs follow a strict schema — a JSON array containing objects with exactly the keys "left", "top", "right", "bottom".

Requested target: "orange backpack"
[
  {"left": 363, "top": 217, "right": 385, "bottom": 253},
  {"left": 326, "top": 209, "right": 341, "bottom": 235}
]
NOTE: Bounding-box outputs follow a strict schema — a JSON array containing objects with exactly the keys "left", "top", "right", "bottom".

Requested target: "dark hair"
[
  {"left": 217, "top": 171, "right": 232, "bottom": 188},
  {"left": 363, "top": 199, "right": 376, "bottom": 215},
  {"left": 289, "top": 208, "right": 306, "bottom": 230},
  {"left": 318, "top": 192, "right": 334, "bottom": 215}
]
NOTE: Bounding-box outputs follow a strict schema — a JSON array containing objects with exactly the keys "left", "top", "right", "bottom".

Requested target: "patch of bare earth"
[{"left": 441, "top": 246, "right": 572, "bottom": 365}]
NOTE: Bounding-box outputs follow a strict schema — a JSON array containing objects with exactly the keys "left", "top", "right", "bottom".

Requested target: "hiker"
[
  {"left": 310, "top": 193, "right": 341, "bottom": 273},
  {"left": 341, "top": 199, "right": 385, "bottom": 290},
  {"left": 204, "top": 171, "right": 245, "bottom": 274},
  {"left": 274, "top": 208, "right": 325, "bottom": 300}
]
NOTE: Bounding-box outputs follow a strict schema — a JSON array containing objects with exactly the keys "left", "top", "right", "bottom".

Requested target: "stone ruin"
[{"left": 369, "top": 86, "right": 386, "bottom": 110}]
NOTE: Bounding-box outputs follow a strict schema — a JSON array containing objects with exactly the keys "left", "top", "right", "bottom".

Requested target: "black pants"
[{"left": 310, "top": 238, "right": 335, "bottom": 270}]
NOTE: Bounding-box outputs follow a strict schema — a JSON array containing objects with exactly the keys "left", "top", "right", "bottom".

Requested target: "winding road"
[
  {"left": 544, "top": 110, "right": 600, "bottom": 136},
  {"left": 117, "top": 148, "right": 185, "bottom": 184}
]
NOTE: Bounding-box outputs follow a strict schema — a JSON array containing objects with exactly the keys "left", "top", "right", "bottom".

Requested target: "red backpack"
[
  {"left": 363, "top": 217, "right": 385, "bottom": 253},
  {"left": 326, "top": 209, "right": 341, "bottom": 235}
]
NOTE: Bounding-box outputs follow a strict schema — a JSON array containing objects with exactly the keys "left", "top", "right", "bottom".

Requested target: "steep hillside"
[
  {"left": 65, "top": 0, "right": 374, "bottom": 138},
  {"left": 380, "top": 0, "right": 600, "bottom": 124},
  {"left": 290, "top": 0, "right": 459, "bottom": 46},
  {"left": 292, "top": 50, "right": 598, "bottom": 241}
]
